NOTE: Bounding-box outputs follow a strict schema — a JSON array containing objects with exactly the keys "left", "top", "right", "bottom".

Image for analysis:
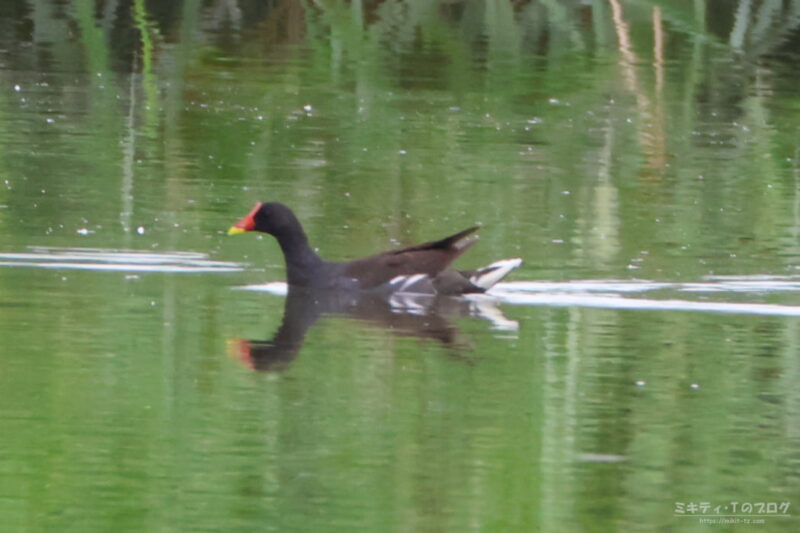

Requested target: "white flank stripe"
[{"left": 399, "top": 274, "right": 427, "bottom": 292}]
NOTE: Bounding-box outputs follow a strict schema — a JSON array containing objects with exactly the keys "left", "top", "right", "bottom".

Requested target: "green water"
[{"left": 1, "top": 2, "right": 800, "bottom": 531}]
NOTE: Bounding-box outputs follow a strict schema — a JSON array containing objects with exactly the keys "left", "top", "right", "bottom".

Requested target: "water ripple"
[
  {"left": 0, "top": 247, "right": 243, "bottom": 273},
  {"left": 241, "top": 278, "right": 800, "bottom": 317},
  {"left": 492, "top": 279, "right": 800, "bottom": 316}
]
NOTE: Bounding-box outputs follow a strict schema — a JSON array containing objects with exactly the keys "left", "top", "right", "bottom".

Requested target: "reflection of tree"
[{"left": 608, "top": 0, "right": 666, "bottom": 172}]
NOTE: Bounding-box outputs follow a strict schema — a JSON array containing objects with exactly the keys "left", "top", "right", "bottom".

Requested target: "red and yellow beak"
[
  {"left": 227, "top": 203, "right": 261, "bottom": 235},
  {"left": 227, "top": 338, "right": 254, "bottom": 368}
]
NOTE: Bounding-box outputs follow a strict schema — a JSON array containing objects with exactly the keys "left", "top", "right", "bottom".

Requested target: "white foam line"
[
  {"left": 0, "top": 252, "right": 240, "bottom": 267},
  {"left": 238, "top": 281, "right": 800, "bottom": 316},
  {"left": 0, "top": 261, "right": 242, "bottom": 273},
  {"left": 494, "top": 280, "right": 800, "bottom": 294},
  {"left": 25, "top": 248, "right": 200, "bottom": 256},
  {"left": 0, "top": 247, "right": 244, "bottom": 273},
  {"left": 703, "top": 274, "right": 800, "bottom": 281},
  {"left": 27, "top": 247, "right": 208, "bottom": 259},
  {"left": 237, "top": 282, "right": 289, "bottom": 295},
  {"left": 491, "top": 292, "right": 800, "bottom": 317},
  {"left": 681, "top": 281, "right": 800, "bottom": 292},
  {"left": 494, "top": 281, "right": 675, "bottom": 293}
]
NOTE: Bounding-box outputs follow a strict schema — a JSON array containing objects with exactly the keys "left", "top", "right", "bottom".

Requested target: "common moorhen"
[{"left": 228, "top": 202, "right": 521, "bottom": 295}]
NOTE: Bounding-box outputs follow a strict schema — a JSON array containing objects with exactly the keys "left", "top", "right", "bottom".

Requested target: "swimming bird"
[{"left": 228, "top": 202, "right": 521, "bottom": 295}]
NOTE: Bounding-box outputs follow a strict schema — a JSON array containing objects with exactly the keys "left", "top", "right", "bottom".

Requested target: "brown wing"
[{"left": 343, "top": 226, "right": 480, "bottom": 289}]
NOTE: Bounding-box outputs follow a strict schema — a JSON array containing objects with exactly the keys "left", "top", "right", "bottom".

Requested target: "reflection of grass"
[{"left": 2, "top": 0, "right": 800, "bottom": 266}]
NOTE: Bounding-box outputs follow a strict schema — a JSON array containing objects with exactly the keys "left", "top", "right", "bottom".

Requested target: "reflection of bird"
[
  {"left": 228, "top": 202, "right": 521, "bottom": 294},
  {"left": 228, "top": 287, "right": 518, "bottom": 372}
]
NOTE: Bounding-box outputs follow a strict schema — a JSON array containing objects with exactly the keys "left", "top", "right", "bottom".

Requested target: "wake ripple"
[
  {"left": 0, "top": 247, "right": 243, "bottom": 273},
  {"left": 240, "top": 278, "right": 800, "bottom": 317}
]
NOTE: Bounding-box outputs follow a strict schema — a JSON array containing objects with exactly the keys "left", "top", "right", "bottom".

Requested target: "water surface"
[{"left": 1, "top": 2, "right": 800, "bottom": 531}]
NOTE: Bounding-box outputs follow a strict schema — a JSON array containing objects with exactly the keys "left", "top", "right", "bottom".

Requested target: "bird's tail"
[{"left": 468, "top": 258, "right": 523, "bottom": 290}]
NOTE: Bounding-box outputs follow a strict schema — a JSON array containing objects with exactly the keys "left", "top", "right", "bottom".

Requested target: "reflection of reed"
[
  {"left": 120, "top": 51, "right": 136, "bottom": 236},
  {"left": 608, "top": 0, "right": 667, "bottom": 172},
  {"left": 730, "top": 0, "right": 800, "bottom": 55},
  {"left": 132, "top": 0, "right": 160, "bottom": 134},
  {"left": 653, "top": 7, "right": 664, "bottom": 96},
  {"left": 730, "top": 0, "right": 752, "bottom": 49},
  {"left": 650, "top": 6, "right": 667, "bottom": 171}
]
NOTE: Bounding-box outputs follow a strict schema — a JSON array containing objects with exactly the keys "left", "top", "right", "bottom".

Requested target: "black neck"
[{"left": 274, "top": 226, "right": 323, "bottom": 287}]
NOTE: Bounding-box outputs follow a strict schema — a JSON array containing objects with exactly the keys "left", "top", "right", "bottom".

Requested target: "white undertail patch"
[{"left": 470, "top": 258, "right": 523, "bottom": 290}]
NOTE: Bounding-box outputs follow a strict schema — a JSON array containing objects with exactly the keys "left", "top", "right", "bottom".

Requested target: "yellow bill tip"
[{"left": 227, "top": 226, "right": 247, "bottom": 235}]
